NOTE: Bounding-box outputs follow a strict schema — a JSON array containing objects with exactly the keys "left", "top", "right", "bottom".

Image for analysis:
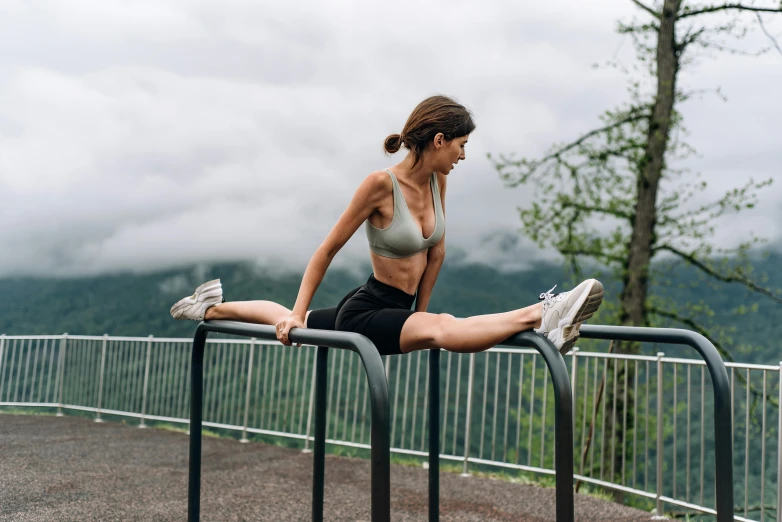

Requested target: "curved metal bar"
[
  {"left": 498, "top": 331, "right": 575, "bottom": 522},
  {"left": 187, "top": 320, "right": 390, "bottom": 522},
  {"left": 578, "top": 325, "right": 733, "bottom": 522}
]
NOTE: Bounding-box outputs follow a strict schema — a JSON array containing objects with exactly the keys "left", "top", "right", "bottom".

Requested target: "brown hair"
[{"left": 384, "top": 95, "right": 476, "bottom": 167}]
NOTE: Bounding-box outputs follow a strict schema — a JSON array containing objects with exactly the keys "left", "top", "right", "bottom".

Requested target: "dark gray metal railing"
[
  {"left": 579, "top": 325, "right": 734, "bottom": 522},
  {"left": 187, "top": 320, "right": 391, "bottom": 522},
  {"left": 425, "top": 330, "right": 574, "bottom": 522}
]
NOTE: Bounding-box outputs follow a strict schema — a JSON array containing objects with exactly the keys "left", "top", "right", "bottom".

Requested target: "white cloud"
[{"left": 0, "top": 0, "right": 779, "bottom": 277}]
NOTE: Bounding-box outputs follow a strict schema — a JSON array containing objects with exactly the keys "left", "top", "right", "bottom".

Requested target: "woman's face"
[{"left": 431, "top": 134, "right": 469, "bottom": 174}]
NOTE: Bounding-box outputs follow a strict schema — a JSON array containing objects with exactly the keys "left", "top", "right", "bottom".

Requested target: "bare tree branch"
[
  {"left": 679, "top": 3, "right": 782, "bottom": 19},
  {"left": 528, "top": 110, "right": 650, "bottom": 167},
  {"left": 756, "top": 12, "right": 782, "bottom": 53},
  {"left": 631, "top": 0, "right": 662, "bottom": 19},
  {"left": 657, "top": 244, "right": 782, "bottom": 303}
]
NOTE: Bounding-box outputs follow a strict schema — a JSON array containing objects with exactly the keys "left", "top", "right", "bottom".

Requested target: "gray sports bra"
[{"left": 365, "top": 169, "right": 445, "bottom": 259}]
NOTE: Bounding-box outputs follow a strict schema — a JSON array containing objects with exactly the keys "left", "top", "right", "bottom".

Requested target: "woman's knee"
[{"left": 429, "top": 313, "right": 457, "bottom": 347}]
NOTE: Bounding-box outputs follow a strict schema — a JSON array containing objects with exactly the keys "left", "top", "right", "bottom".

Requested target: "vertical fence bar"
[
  {"left": 777, "top": 362, "right": 782, "bottom": 522},
  {"left": 654, "top": 352, "right": 665, "bottom": 519},
  {"left": 760, "top": 370, "right": 767, "bottom": 522},
  {"left": 139, "top": 335, "right": 153, "bottom": 429},
  {"left": 303, "top": 347, "right": 318, "bottom": 454},
  {"left": 56, "top": 334, "right": 67, "bottom": 416},
  {"left": 461, "top": 353, "right": 475, "bottom": 476},
  {"left": 570, "top": 348, "right": 579, "bottom": 431},
  {"left": 744, "top": 369, "right": 750, "bottom": 518},
  {"left": 429, "top": 348, "right": 440, "bottom": 522},
  {"left": 240, "top": 340, "right": 255, "bottom": 443},
  {"left": 95, "top": 334, "right": 108, "bottom": 423},
  {"left": 0, "top": 335, "right": 6, "bottom": 403}
]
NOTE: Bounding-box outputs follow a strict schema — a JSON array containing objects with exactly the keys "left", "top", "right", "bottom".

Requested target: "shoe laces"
[{"left": 539, "top": 285, "right": 567, "bottom": 313}]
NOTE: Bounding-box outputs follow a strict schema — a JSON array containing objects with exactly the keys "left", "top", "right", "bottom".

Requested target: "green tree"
[{"left": 490, "top": 0, "right": 782, "bottom": 501}]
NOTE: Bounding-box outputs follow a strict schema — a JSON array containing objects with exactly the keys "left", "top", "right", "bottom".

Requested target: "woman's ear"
[{"left": 433, "top": 132, "right": 444, "bottom": 149}]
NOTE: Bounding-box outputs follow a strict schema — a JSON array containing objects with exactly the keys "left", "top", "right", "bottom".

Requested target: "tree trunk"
[
  {"left": 618, "top": 0, "right": 681, "bottom": 336},
  {"left": 608, "top": 0, "right": 681, "bottom": 500}
]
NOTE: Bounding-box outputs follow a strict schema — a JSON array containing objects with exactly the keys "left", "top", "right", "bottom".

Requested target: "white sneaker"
[
  {"left": 535, "top": 279, "right": 604, "bottom": 355},
  {"left": 169, "top": 279, "right": 223, "bottom": 321}
]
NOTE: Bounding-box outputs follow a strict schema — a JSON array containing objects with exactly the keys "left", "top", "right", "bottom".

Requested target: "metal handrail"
[
  {"left": 187, "top": 320, "right": 391, "bottom": 522},
  {"left": 579, "top": 325, "right": 734, "bottom": 522}
]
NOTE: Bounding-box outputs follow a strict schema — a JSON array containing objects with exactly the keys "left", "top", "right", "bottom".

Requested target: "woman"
[{"left": 170, "top": 95, "right": 603, "bottom": 355}]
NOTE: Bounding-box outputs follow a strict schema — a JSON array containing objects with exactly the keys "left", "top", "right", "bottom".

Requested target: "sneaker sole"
[{"left": 559, "top": 280, "right": 604, "bottom": 354}]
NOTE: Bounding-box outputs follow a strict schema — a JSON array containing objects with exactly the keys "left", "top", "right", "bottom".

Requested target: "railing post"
[
  {"left": 95, "top": 334, "right": 108, "bottom": 423},
  {"left": 777, "top": 361, "right": 781, "bottom": 522},
  {"left": 240, "top": 339, "right": 255, "bottom": 443},
  {"left": 653, "top": 352, "right": 667, "bottom": 520},
  {"left": 429, "top": 348, "right": 440, "bottom": 522},
  {"left": 139, "top": 335, "right": 153, "bottom": 429},
  {"left": 0, "top": 335, "right": 5, "bottom": 402},
  {"left": 460, "top": 352, "right": 475, "bottom": 477},
  {"left": 313, "top": 346, "right": 329, "bottom": 522},
  {"left": 56, "top": 334, "right": 67, "bottom": 417},
  {"left": 570, "top": 348, "right": 579, "bottom": 431}
]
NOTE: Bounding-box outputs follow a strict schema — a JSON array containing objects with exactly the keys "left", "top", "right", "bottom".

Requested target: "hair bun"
[{"left": 383, "top": 133, "right": 403, "bottom": 154}]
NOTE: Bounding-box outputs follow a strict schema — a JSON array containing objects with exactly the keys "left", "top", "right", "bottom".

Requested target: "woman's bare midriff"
[{"left": 370, "top": 250, "right": 428, "bottom": 296}]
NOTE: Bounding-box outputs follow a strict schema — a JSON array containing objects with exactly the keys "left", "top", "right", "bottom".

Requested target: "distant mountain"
[{"left": 0, "top": 253, "right": 780, "bottom": 364}]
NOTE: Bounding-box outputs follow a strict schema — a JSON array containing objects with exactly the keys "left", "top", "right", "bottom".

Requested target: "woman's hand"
[{"left": 276, "top": 314, "right": 306, "bottom": 346}]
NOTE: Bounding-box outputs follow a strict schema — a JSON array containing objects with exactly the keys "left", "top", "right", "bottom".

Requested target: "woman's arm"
[
  {"left": 415, "top": 173, "right": 447, "bottom": 313},
  {"left": 290, "top": 171, "right": 389, "bottom": 320}
]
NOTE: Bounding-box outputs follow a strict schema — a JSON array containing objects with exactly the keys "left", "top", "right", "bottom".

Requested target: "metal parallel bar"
[
  {"left": 461, "top": 352, "right": 476, "bottom": 475},
  {"left": 452, "top": 353, "right": 463, "bottom": 456},
  {"left": 313, "top": 347, "right": 329, "bottom": 522},
  {"left": 188, "top": 321, "right": 390, "bottom": 522},
  {"left": 579, "top": 325, "right": 734, "bottom": 522},
  {"left": 428, "top": 349, "right": 440, "bottom": 522}
]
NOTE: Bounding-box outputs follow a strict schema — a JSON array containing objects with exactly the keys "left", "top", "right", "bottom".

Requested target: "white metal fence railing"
[{"left": 0, "top": 333, "right": 779, "bottom": 521}]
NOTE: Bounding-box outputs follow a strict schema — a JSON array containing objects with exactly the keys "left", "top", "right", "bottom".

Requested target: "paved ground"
[{"left": 0, "top": 414, "right": 651, "bottom": 521}]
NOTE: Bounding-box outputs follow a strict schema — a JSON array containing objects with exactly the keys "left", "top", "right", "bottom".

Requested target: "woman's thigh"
[{"left": 399, "top": 312, "right": 455, "bottom": 353}]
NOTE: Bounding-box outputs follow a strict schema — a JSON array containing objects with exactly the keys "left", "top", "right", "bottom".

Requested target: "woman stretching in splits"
[{"left": 170, "top": 95, "right": 603, "bottom": 356}]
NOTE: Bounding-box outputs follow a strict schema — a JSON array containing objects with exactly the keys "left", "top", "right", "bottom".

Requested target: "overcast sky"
[{"left": 0, "top": 0, "right": 780, "bottom": 278}]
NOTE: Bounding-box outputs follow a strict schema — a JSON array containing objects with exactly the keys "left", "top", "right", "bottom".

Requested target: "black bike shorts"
[{"left": 306, "top": 273, "right": 416, "bottom": 356}]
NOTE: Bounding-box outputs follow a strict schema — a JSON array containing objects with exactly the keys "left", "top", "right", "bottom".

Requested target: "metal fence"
[{"left": 0, "top": 333, "right": 779, "bottom": 521}]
